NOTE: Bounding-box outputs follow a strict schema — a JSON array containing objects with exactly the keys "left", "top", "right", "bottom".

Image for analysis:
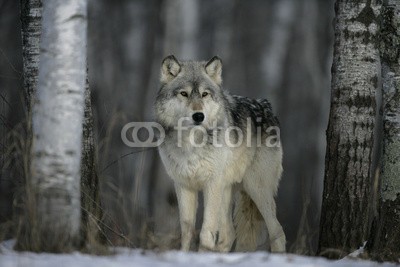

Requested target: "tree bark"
[
  {"left": 80, "top": 74, "right": 104, "bottom": 250},
  {"left": 20, "top": 0, "right": 42, "bottom": 110},
  {"left": 14, "top": 0, "right": 42, "bottom": 250},
  {"left": 20, "top": 0, "right": 88, "bottom": 252},
  {"left": 318, "top": 0, "right": 381, "bottom": 258},
  {"left": 368, "top": 0, "right": 400, "bottom": 261}
]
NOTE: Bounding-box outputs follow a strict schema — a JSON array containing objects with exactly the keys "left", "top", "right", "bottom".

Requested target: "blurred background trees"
[{"left": 0, "top": 0, "right": 335, "bottom": 254}]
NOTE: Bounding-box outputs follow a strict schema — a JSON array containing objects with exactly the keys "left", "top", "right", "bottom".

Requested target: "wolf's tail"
[{"left": 233, "top": 191, "right": 264, "bottom": 251}]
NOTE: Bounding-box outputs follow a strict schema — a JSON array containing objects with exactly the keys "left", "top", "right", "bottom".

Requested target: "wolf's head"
[{"left": 155, "top": 55, "right": 229, "bottom": 129}]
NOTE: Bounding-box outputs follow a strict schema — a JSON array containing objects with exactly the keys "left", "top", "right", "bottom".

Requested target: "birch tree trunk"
[
  {"left": 25, "top": 0, "right": 87, "bottom": 252},
  {"left": 17, "top": 0, "right": 103, "bottom": 251},
  {"left": 368, "top": 0, "right": 400, "bottom": 261},
  {"left": 318, "top": 0, "right": 381, "bottom": 258}
]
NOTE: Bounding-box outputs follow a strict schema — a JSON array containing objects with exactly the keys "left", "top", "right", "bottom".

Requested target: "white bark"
[{"left": 30, "top": 0, "right": 87, "bottom": 251}]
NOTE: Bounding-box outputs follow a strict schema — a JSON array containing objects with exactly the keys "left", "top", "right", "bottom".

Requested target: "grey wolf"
[{"left": 155, "top": 55, "right": 286, "bottom": 253}]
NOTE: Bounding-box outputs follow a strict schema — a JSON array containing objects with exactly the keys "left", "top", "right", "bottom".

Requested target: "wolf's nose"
[{"left": 192, "top": 112, "right": 205, "bottom": 123}]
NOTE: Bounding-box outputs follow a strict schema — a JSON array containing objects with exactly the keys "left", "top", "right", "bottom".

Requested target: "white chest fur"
[{"left": 159, "top": 137, "right": 231, "bottom": 190}]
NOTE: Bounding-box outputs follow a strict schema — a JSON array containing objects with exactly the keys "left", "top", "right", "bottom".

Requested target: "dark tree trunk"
[
  {"left": 367, "top": 0, "right": 400, "bottom": 262},
  {"left": 318, "top": 0, "right": 381, "bottom": 258},
  {"left": 20, "top": 0, "right": 42, "bottom": 110},
  {"left": 15, "top": 0, "right": 42, "bottom": 251},
  {"left": 80, "top": 75, "right": 105, "bottom": 250}
]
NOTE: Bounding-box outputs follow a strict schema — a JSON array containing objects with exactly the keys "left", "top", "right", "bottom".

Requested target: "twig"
[{"left": 100, "top": 148, "right": 156, "bottom": 174}]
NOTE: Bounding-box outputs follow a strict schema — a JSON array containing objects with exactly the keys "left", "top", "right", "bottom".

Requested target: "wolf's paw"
[
  {"left": 270, "top": 232, "right": 286, "bottom": 253},
  {"left": 199, "top": 229, "right": 234, "bottom": 252},
  {"left": 215, "top": 228, "right": 234, "bottom": 252},
  {"left": 199, "top": 229, "right": 219, "bottom": 252}
]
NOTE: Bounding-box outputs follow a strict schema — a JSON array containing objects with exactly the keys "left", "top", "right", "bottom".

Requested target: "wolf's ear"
[
  {"left": 161, "top": 55, "right": 181, "bottom": 83},
  {"left": 205, "top": 56, "right": 222, "bottom": 86}
]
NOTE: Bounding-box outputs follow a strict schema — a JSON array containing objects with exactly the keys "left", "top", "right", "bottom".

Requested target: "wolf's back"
[{"left": 229, "top": 95, "right": 279, "bottom": 132}]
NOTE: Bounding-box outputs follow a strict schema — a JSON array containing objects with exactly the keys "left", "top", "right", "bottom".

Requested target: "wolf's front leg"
[
  {"left": 199, "top": 182, "right": 232, "bottom": 252},
  {"left": 216, "top": 185, "right": 234, "bottom": 252},
  {"left": 175, "top": 183, "right": 198, "bottom": 251}
]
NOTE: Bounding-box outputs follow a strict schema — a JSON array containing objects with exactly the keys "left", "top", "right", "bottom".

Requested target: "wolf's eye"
[
  {"left": 202, "top": 92, "right": 209, "bottom": 97},
  {"left": 180, "top": 91, "right": 188, "bottom": 97}
]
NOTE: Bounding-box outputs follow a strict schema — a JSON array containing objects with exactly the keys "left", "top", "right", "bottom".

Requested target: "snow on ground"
[{"left": 0, "top": 240, "right": 396, "bottom": 267}]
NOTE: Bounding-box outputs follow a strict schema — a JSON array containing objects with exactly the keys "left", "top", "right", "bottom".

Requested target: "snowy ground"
[{"left": 0, "top": 240, "right": 396, "bottom": 267}]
